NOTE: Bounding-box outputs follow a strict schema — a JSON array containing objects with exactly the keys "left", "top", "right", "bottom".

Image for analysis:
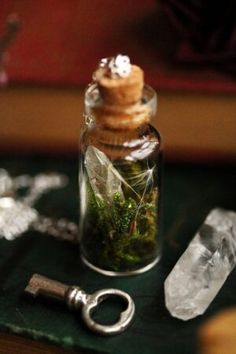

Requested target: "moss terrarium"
[{"left": 79, "top": 55, "right": 162, "bottom": 276}]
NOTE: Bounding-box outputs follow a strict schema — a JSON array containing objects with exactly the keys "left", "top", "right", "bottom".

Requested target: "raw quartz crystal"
[
  {"left": 164, "top": 208, "right": 236, "bottom": 321},
  {"left": 84, "top": 146, "right": 124, "bottom": 203},
  {"left": 84, "top": 145, "right": 152, "bottom": 204}
]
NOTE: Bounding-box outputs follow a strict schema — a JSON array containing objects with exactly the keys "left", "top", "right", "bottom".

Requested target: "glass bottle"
[{"left": 79, "top": 56, "right": 162, "bottom": 276}]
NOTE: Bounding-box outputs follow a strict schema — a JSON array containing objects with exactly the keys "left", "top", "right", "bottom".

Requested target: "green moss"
[{"left": 84, "top": 182, "right": 159, "bottom": 271}]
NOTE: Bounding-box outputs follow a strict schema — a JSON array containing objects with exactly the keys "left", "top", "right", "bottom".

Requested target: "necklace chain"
[{"left": 0, "top": 169, "right": 78, "bottom": 242}]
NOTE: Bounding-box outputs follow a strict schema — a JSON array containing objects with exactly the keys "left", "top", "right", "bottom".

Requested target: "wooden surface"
[
  {"left": 0, "top": 333, "right": 77, "bottom": 354},
  {"left": 0, "top": 86, "right": 236, "bottom": 162}
]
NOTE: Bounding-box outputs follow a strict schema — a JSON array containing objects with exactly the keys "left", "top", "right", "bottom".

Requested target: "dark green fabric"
[{"left": 0, "top": 155, "right": 235, "bottom": 354}]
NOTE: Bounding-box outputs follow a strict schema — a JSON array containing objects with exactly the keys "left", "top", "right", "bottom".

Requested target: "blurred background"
[{"left": 0, "top": 0, "right": 235, "bottom": 162}]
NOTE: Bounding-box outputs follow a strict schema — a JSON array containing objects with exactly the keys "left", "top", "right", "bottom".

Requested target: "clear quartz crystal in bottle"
[{"left": 79, "top": 55, "right": 162, "bottom": 276}]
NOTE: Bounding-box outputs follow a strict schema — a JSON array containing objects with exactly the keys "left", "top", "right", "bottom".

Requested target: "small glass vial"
[{"left": 79, "top": 55, "right": 162, "bottom": 276}]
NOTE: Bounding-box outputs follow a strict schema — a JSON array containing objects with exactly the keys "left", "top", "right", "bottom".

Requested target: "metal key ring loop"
[{"left": 81, "top": 288, "right": 135, "bottom": 336}]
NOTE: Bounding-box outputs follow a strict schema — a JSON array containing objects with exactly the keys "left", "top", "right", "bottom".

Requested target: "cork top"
[
  {"left": 93, "top": 55, "right": 144, "bottom": 106},
  {"left": 90, "top": 55, "right": 153, "bottom": 130}
]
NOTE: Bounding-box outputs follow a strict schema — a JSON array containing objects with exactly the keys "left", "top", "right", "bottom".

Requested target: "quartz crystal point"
[
  {"left": 164, "top": 208, "right": 236, "bottom": 321},
  {"left": 84, "top": 146, "right": 124, "bottom": 202}
]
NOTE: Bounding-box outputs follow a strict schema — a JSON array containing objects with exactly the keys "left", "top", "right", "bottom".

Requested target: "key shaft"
[
  {"left": 25, "top": 273, "right": 69, "bottom": 302},
  {"left": 25, "top": 273, "right": 87, "bottom": 310}
]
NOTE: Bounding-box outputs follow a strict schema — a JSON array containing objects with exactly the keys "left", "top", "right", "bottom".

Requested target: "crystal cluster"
[{"left": 99, "top": 55, "right": 131, "bottom": 78}]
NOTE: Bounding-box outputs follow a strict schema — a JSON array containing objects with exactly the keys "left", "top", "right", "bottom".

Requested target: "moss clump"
[{"left": 83, "top": 182, "right": 159, "bottom": 272}]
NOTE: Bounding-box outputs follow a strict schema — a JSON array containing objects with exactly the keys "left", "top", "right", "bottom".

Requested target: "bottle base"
[{"left": 81, "top": 254, "right": 161, "bottom": 277}]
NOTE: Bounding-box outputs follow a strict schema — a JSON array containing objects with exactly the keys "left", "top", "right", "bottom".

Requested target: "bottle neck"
[
  {"left": 84, "top": 83, "right": 157, "bottom": 131},
  {"left": 82, "top": 121, "right": 160, "bottom": 161}
]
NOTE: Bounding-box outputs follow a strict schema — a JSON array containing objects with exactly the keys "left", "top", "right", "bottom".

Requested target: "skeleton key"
[
  {"left": 0, "top": 197, "right": 77, "bottom": 241},
  {"left": 25, "top": 273, "right": 135, "bottom": 336}
]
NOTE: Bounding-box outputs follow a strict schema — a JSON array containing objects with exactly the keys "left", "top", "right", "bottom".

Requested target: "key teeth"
[
  {"left": 24, "top": 273, "right": 43, "bottom": 296},
  {"left": 24, "top": 284, "right": 39, "bottom": 297}
]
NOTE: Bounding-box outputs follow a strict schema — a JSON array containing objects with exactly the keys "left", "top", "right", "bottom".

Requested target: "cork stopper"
[{"left": 92, "top": 55, "right": 151, "bottom": 130}]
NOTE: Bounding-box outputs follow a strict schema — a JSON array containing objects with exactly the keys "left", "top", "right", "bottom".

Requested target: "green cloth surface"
[{"left": 0, "top": 155, "right": 235, "bottom": 354}]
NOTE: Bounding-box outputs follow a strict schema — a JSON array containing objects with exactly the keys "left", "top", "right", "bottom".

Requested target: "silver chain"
[
  {"left": 33, "top": 216, "right": 78, "bottom": 243},
  {"left": 0, "top": 169, "right": 78, "bottom": 242},
  {"left": 20, "top": 173, "right": 68, "bottom": 206}
]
